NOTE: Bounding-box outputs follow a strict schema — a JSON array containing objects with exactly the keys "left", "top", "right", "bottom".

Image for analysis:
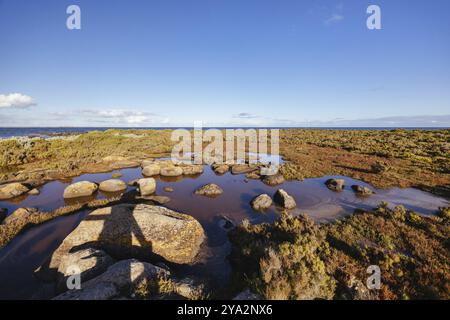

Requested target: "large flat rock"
[{"left": 47, "top": 204, "right": 205, "bottom": 272}]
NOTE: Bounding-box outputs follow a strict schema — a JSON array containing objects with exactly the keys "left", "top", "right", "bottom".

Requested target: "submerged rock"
[
  {"left": 99, "top": 179, "right": 127, "bottom": 193},
  {"left": 142, "top": 164, "right": 160, "bottom": 177},
  {"left": 0, "top": 182, "right": 30, "bottom": 200},
  {"left": 251, "top": 194, "right": 273, "bottom": 211},
  {"left": 63, "top": 181, "right": 98, "bottom": 199},
  {"left": 47, "top": 204, "right": 205, "bottom": 270},
  {"left": 273, "top": 189, "right": 296, "bottom": 209},
  {"left": 136, "top": 178, "right": 156, "bottom": 196},
  {"left": 163, "top": 186, "right": 174, "bottom": 192},
  {"left": 325, "top": 178, "right": 345, "bottom": 192},
  {"left": 194, "top": 184, "right": 223, "bottom": 197},
  {"left": 56, "top": 248, "right": 115, "bottom": 292},
  {"left": 262, "top": 173, "right": 285, "bottom": 186},
  {"left": 351, "top": 185, "right": 374, "bottom": 196},
  {"left": 160, "top": 166, "right": 183, "bottom": 177},
  {"left": 2, "top": 207, "right": 38, "bottom": 225},
  {"left": 217, "top": 215, "right": 236, "bottom": 231}
]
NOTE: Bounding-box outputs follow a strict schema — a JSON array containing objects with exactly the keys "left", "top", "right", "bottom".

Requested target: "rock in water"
[
  {"left": 262, "top": 173, "right": 285, "bottom": 186},
  {"left": 351, "top": 185, "right": 374, "bottom": 196},
  {"left": 142, "top": 164, "right": 160, "bottom": 177},
  {"left": 0, "top": 182, "right": 30, "bottom": 200},
  {"left": 28, "top": 188, "right": 40, "bottom": 195},
  {"left": 181, "top": 165, "right": 204, "bottom": 175},
  {"left": 160, "top": 166, "right": 183, "bottom": 177},
  {"left": 163, "top": 186, "right": 174, "bottom": 192},
  {"left": 47, "top": 204, "right": 205, "bottom": 271},
  {"left": 273, "top": 189, "right": 296, "bottom": 209},
  {"left": 194, "top": 184, "right": 223, "bottom": 197},
  {"left": 136, "top": 178, "right": 156, "bottom": 196},
  {"left": 99, "top": 179, "right": 127, "bottom": 192},
  {"left": 56, "top": 248, "right": 115, "bottom": 291},
  {"left": 212, "top": 164, "right": 229, "bottom": 175},
  {"left": 63, "top": 181, "right": 98, "bottom": 199},
  {"left": 231, "top": 164, "right": 258, "bottom": 175},
  {"left": 325, "top": 178, "right": 345, "bottom": 192},
  {"left": 251, "top": 194, "right": 273, "bottom": 211}
]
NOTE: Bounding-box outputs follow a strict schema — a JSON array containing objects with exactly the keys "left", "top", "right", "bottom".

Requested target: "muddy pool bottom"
[{"left": 0, "top": 164, "right": 448, "bottom": 299}]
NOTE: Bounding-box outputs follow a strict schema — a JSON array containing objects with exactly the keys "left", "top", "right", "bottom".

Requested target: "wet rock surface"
[{"left": 0, "top": 182, "right": 30, "bottom": 200}]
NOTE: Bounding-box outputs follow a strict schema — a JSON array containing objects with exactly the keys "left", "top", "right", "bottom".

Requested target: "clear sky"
[{"left": 0, "top": 0, "right": 449, "bottom": 127}]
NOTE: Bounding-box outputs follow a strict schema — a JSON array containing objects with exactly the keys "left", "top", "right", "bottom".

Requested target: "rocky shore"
[{"left": 0, "top": 129, "right": 449, "bottom": 300}]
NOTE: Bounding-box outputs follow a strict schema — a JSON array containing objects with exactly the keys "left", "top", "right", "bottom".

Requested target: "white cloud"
[
  {"left": 50, "top": 108, "right": 170, "bottom": 126},
  {"left": 0, "top": 93, "right": 36, "bottom": 109},
  {"left": 325, "top": 13, "right": 344, "bottom": 25}
]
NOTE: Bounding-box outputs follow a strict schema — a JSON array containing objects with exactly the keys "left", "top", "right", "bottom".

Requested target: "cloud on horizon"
[
  {"left": 0, "top": 93, "right": 36, "bottom": 109},
  {"left": 49, "top": 108, "right": 170, "bottom": 126}
]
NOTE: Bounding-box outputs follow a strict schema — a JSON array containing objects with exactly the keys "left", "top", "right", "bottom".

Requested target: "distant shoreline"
[{"left": 0, "top": 126, "right": 448, "bottom": 139}]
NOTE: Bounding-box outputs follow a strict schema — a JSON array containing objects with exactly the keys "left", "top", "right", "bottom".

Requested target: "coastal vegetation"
[{"left": 0, "top": 128, "right": 449, "bottom": 300}]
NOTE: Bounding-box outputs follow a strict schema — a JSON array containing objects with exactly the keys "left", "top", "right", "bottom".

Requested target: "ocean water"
[{"left": 0, "top": 127, "right": 447, "bottom": 138}]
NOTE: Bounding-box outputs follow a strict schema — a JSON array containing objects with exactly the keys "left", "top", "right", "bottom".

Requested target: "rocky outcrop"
[
  {"left": 63, "top": 181, "right": 98, "bottom": 199},
  {"left": 160, "top": 166, "right": 183, "bottom": 177},
  {"left": 251, "top": 194, "right": 273, "bottom": 211},
  {"left": 262, "top": 173, "right": 285, "bottom": 186},
  {"left": 325, "top": 178, "right": 345, "bottom": 192},
  {"left": 99, "top": 179, "right": 127, "bottom": 193},
  {"left": 142, "top": 164, "right": 161, "bottom": 177},
  {"left": 351, "top": 185, "right": 374, "bottom": 196},
  {"left": 2, "top": 207, "right": 38, "bottom": 225},
  {"left": 194, "top": 184, "right": 223, "bottom": 197},
  {"left": 56, "top": 248, "right": 115, "bottom": 291},
  {"left": 47, "top": 204, "right": 205, "bottom": 271},
  {"left": 273, "top": 189, "right": 296, "bottom": 209},
  {"left": 136, "top": 178, "right": 156, "bottom": 196},
  {"left": 0, "top": 182, "right": 30, "bottom": 200}
]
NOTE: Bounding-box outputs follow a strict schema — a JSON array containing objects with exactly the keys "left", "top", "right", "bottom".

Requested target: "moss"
[{"left": 229, "top": 205, "right": 450, "bottom": 300}]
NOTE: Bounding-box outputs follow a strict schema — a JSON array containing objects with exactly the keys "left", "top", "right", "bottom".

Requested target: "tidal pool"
[{"left": 0, "top": 163, "right": 448, "bottom": 299}]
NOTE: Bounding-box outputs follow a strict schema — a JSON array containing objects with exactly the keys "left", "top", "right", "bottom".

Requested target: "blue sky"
[{"left": 0, "top": 0, "right": 449, "bottom": 127}]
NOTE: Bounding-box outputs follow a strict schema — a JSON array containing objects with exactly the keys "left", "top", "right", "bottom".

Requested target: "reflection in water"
[{"left": 0, "top": 163, "right": 448, "bottom": 299}]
